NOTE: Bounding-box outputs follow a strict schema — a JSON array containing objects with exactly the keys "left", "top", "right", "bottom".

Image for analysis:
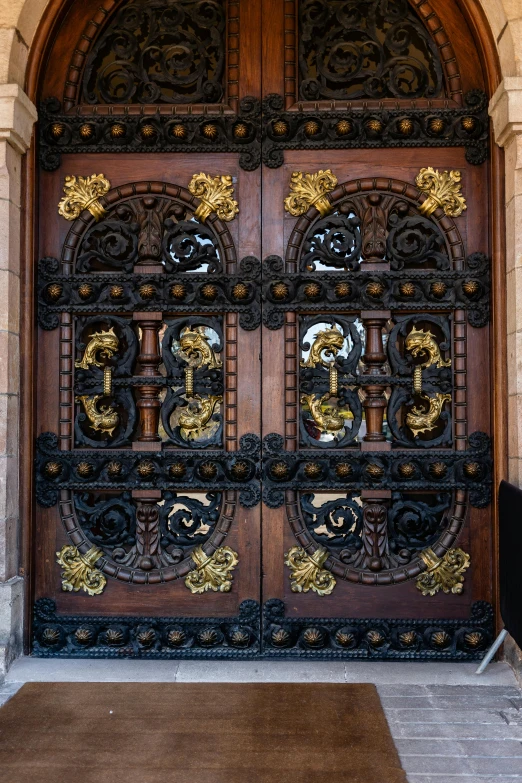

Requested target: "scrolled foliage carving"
[{"left": 81, "top": 0, "right": 226, "bottom": 106}]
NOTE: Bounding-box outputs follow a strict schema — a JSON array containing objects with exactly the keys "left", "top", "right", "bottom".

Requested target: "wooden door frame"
[{"left": 20, "top": 0, "right": 505, "bottom": 653}]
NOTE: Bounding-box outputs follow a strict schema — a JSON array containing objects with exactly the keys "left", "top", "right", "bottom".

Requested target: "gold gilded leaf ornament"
[
  {"left": 416, "top": 167, "right": 466, "bottom": 218},
  {"left": 56, "top": 545, "right": 106, "bottom": 596},
  {"left": 185, "top": 546, "right": 239, "bottom": 594},
  {"left": 416, "top": 547, "right": 470, "bottom": 596},
  {"left": 284, "top": 546, "right": 336, "bottom": 596},
  {"left": 58, "top": 174, "right": 111, "bottom": 221},
  {"left": 284, "top": 169, "right": 338, "bottom": 217},
  {"left": 188, "top": 173, "right": 239, "bottom": 223}
]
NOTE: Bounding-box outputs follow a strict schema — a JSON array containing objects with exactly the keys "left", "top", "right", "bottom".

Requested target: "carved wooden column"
[
  {"left": 133, "top": 312, "right": 162, "bottom": 449},
  {"left": 358, "top": 490, "right": 392, "bottom": 572},
  {"left": 132, "top": 490, "right": 162, "bottom": 571},
  {"left": 361, "top": 310, "right": 390, "bottom": 447}
]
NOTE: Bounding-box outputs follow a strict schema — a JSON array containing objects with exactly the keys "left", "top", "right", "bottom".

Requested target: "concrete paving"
[{"left": 1, "top": 659, "right": 521, "bottom": 781}]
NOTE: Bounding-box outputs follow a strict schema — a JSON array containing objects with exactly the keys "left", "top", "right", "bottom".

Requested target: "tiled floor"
[{"left": 1, "top": 659, "right": 521, "bottom": 781}]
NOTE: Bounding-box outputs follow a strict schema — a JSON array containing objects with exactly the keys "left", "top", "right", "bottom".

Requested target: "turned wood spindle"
[
  {"left": 361, "top": 311, "right": 390, "bottom": 443},
  {"left": 134, "top": 313, "right": 162, "bottom": 445}
]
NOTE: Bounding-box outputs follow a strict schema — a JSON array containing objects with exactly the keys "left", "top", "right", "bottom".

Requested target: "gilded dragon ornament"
[
  {"left": 300, "top": 326, "right": 347, "bottom": 435},
  {"left": 405, "top": 327, "right": 452, "bottom": 438}
]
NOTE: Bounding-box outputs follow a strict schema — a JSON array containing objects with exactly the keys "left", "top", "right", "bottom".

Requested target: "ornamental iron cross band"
[{"left": 32, "top": 0, "right": 494, "bottom": 661}]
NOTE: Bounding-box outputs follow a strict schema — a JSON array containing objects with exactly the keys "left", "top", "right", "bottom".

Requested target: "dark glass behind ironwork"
[
  {"left": 82, "top": 0, "right": 226, "bottom": 104},
  {"left": 298, "top": 0, "right": 444, "bottom": 100}
]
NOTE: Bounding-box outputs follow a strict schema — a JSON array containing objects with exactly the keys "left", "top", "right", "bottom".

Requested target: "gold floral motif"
[
  {"left": 284, "top": 169, "right": 338, "bottom": 218},
  {"left": 284, "top": 546, "right": 336, "bottom": 596},
  {"left": 188, "top": 172, "right": 239, "bottom": 223},
  {"left": 75, "top": 327, "right": 119, "bottom": 370},
  {"left": 185, "top": 546, "right": 239, "bottom": 594},
  {"left": 416, "top": 167, "right": 466, "bottom": 218},
  {"left": 58, "top": 173, "right": 111, "bottom": 221},
  {"left": 76, "top": 394, "right": 119, "bottom": 435},
  {"left": 416, "top": 547, "right": 471, "bottom": 596},
  {"left": 56, "top": 544, "right": 106, "bottom": 596}
]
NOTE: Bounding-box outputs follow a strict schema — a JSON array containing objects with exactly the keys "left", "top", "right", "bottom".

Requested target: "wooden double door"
[{"left": 32, "top": 0, "right": 494, "bottom": 659}]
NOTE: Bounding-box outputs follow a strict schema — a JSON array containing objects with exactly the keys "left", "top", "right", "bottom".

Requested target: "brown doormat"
[{"left": 0, "top": 682, "right": 406, "bottom": 783}]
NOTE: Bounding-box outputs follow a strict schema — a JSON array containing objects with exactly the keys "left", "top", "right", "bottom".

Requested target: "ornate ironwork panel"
[
  {"left": 81, "top": 0, "right": 226, "bottom": 105},
  {"left": 262, "top": 170, "right": 491, "bottom": 596},
  {"left": 36, "top": 178, "right": 261, "bottom": 593},
  {"left": 298, "top": 0, "right": 444, "bottom": 101}
]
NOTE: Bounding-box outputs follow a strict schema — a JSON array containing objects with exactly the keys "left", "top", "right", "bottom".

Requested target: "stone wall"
[{"left": 0, "top": 0, "right": 521, "bottom": 677}]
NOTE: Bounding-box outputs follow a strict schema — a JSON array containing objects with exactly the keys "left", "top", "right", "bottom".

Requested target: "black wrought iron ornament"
[
  {"left": 263, "top": 599, "right": 493, "bottom": 661},
  {"left": 39, "top": 96, "right": 261, "bottom": 172},
  {"left": 38, "top": 256, "right": 261, "bottom": 332},
  {"left": 298, "top": 0, "right": 444, "bottom": 102},
  {"left": 261, "top": 432, "right": 492, "bottom": 509},
  {"left": 262, "top": 90, "right": 489, "bottom": 168},
  {"left": 36, "top": 431, "right": 261, "bottom": 510},
  {"left": 38, "top": 89, "right": 489, "bottom": 172},
  {"left": 81, "top": 0, "right": 226, "bottom": 106},
  {"left": 32, "top": 595, "right": 493, "bottom": 660},
  {"left": 33, "top": 597, "right": 260, "bottom": 658}
]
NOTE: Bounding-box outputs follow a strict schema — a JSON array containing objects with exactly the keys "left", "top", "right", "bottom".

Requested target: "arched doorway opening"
[{"left": 19, "top": 0, "right": 506, "bottom": 660}]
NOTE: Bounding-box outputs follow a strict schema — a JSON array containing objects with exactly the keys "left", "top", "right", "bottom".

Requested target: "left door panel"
[{"left": 32, "top": 0, "right": 262, "bottom": 658}]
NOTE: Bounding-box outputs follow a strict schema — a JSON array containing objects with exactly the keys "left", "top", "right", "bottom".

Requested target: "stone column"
[
  {"left": 0, "top": 84, "right": 36, "bottom": 676},
  {"left": 490, "top": 77, "right": 522, "bottom": 683}
]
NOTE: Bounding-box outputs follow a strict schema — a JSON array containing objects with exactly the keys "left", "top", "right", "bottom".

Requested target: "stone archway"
[{"left": 0, "top": 0, "right": 520, "bottom": 675}]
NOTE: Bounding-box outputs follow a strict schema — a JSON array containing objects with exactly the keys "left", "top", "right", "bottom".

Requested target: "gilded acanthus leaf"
[
  {"left": 185, "top": 545, "right": 239, "bottom": 594},
  {"left": 284, "top": 170, "right": 338, "bottom": 217},
  {"left": 284, "top": 545, "right": 336, "bottom": 596},
  {"left": 58, "top": 174, "right": 111, "bottom": 221},
  {"left": 188, "top": 173, "right": 239, "bottom": 223},
  {"left": 416, "top": 547, "right": 470, "bottom": 596},
  {"left": 56, "top": 544, "right": 106, "bottom": 596},
  {"left": 416, "top": 167, "right": 466, "bottom": 218}
]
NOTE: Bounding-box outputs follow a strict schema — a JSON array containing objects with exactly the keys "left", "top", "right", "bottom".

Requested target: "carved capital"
[
  {"left": 284, "top": 546, "right": 336, "bottom": 596},
  {"left": 0, "top": 84, "right": 38, "bottom": 154},
  {"left": 58, "top": 173, "right": 111, "bottom": 221},
  {"left": 56, "top": 545, "right": 106, "bottom": 596},
  {"left": 188, "top": 173, "right": 238, "bottom": 223},
  {"left": 284, "top": 169, "right": 337, "bottom": 217},
  {"left": 185, "top": 545, "right": 239, "bottom": 593},
  {"left": 489, "top": 77, "right": 522, "bottom": 148},
  {"left": 416, "top": 547, "right": 470, "bottom": 596},
  {"left": 416, "top": 167, "right": 466, "bottom": 218}
]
